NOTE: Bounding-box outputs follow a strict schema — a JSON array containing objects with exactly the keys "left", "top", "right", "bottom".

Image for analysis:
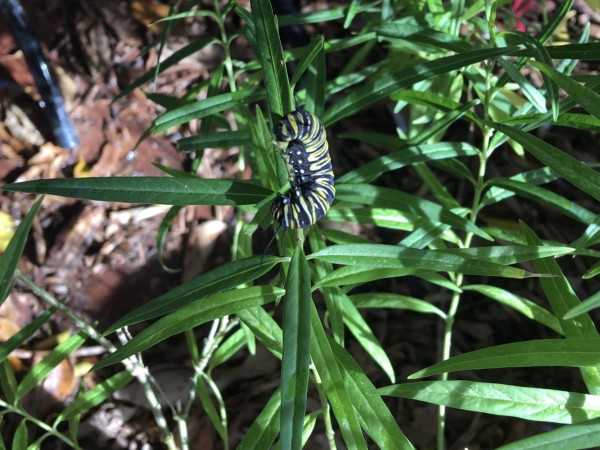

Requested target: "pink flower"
[{"left": 511, "top": 0, "right": 536, "bottom": 32}]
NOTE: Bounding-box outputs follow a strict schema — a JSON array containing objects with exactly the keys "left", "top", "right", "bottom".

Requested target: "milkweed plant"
[{"left": 2, "top": 0, "right": 600, "bottom": 449}]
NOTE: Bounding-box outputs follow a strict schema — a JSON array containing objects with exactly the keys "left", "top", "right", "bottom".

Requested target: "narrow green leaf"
[
  {"left": 323, "top": 46, "right": 519, "bottom": 125},
  {"left": 106, "top": 256, "right": 280, "bottom": 333},
  {"left": 339, "top": 142, "right": 478, "bottom": 184},
  {"left": 0, "top": 308, "right": 56, "bottom": 362},
  {"left": 16, "top": 331, "right": 87, "bottom": 401},
  {"left": 290, "top": 36, "right": 324, "bottom": 88},
  {"left": 310, "top": 244, "right": 532, "bottom": 279},
  {"left": 2, "top": 177, "right": 272, "bottom": 207},
  {"left": 55, "top": 371, "right": 134, "bottom": 423},
  {"left": 336, "top": 184, "right": 492, "bottom": 241},
  {"left": 464, "top": 285, "right": 561, "bottom": 333},
  {"left": 13, "top": 420, "right": 27, "bottom": 450},
  {"left": 280, "top": 247, "right": 311, "bottom": 450},
  {"left": 410, "top": 339, "right": 600, "bottom": 379},
  {"left": 237, "top": 388, "right": 281, "bottom": 450},
  {"left": 440, "top": 245, "right": 574, "bottom": 265},
  {"left": 310, "top": 304, "right": 367, "bottom": 450},
  {"left": 553, "top": 113, "right": 600, "bottom": 132},
  {"left": 330, "top": 339, "right": 415, "bottom": 450},
  {"left": 487, "top": 178, "right": 597, "bottom": 225},
  {"left": 251, "top": 0, "right": 293, "bottom": 118},
  {"left": 209, "top": 328, "right": 246, "bottom": 370},
  {"left": 497, "top": 417, "right": 600, "bottom": 450},
  {"left": 522, "top": 222, "right": 600, "bottom": 394},
  {"left": 564, "top": 291, "right": 600, "bottom": 320},
  {"left": 153, "top": 89, "right": 266, "bottom": 132},
  {"left": 94, "top": 286, "right": 284, "bottom": 370},
  {"left": 502, "top": 32, "right": 559, "bottom": 120},
  {"left": 497, "top": 57, "right": 547, "bottom": 113},
  {"left": 342, "top": 296, "right": 395, "bottom": 383},
  {"left": 531, "top": 60, "right": 600, "bottom": 119},
  {"left": 177, "top": 131, "right": 252, "bottom": 152},
  {"left": 115, "top": 38, "right": 216, "bottom": 101},
  {"left": 0, "top": 197, "right": 43, "bottom": 304},
  {"left": 380, "top": 380, "right": 600, "bottom": 424},
  {"left": 325, "top": 208, "right": 413, "bottom": 231},
  {"left": 237, "top": 306, "right": 283, "bottom": 359},
  {"left": 489, "top": 122, "right": 600, "bottom": 202},
  {"left": 314, "top": 266, "right": 458, "bottom": 291},
  {"left": 350, "top": 293, "right": 447, "bottom": 319}
]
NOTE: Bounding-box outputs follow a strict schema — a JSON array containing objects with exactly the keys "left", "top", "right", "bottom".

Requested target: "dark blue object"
[{"left": 0, "top": 0, "right": 79, "bottom": 149}]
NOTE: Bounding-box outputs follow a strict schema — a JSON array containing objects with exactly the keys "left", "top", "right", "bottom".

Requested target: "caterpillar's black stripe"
[{"left": 272, "top": 110, "right": 335, "bottom": 229}]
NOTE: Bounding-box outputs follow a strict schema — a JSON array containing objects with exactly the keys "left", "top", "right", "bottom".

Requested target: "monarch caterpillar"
[{"left": 272, "top": 110, "right": 335, "bottom": 229}]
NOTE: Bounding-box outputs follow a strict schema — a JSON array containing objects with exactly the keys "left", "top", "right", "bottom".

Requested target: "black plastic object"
[{"left": 0, "top": 0, "right": 79, "bottom": 149}]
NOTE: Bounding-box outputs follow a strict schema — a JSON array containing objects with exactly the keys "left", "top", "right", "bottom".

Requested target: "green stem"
[
  {"left": 0, "top": 398, "right": 80, "bottom": 449},
  {"left": 15, "top": 271, "right": 176, "bottom": 449},
  {"left": 310, "top": 363, "right": 336, "bottom": 449},
  {"left": 437, "top": 52, "right": 496, "bottom": 450}
]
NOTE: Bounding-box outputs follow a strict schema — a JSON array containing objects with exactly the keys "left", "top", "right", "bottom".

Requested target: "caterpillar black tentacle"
[{"left": 271, "top": 110, "right": 335, "bottom": 229}]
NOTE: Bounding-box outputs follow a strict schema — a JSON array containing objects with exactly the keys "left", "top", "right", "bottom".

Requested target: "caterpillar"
[{"left": 272, "top": 110, "right": 335, "bottom": 229}]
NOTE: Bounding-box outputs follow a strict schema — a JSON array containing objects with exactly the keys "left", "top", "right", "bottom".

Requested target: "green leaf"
[
  {"left": 342, "top": 296, "right": 395, "bottom": 383},
  {"left": 153, "top": 89, "right": 266, "bottom": 132},
  {"left": 177, "top": 130, "right": 252, "bottom": 152},
  {"left": 237, "top": 306, "right": 283, "bottom": 359},
  {"left": 94, "top": 286, "right": 284, "bottom": 370},
  {"left": 0, "top": 308, "right": 56, "bottom": 362},
  {"left": 336, "top": 184, "right": 492, "bottom": 241},
  {"left": 314, "top": 266, "right": 459, "bottom": 291},
  {"left": 380, "top": 380, "right": 600, "bottom": 424},
  {"left": 12, "top": 420, "right": 27, "bottom": 450},
  {"left": 463, "top": 285, "right": 561, "bottom": 333},
  {"left": 323, "top": 46, "right": 519, "bottom": 125},
  {"left": 487, "top": 178, "right": 597, "bottom": 225},
  {"left": 250, "top": 0, "right": 293, "bottom": 118},
  {"left": 16, "top": 331, "right": 87, "bottom": 401},
  {"left": 410, "top": 339, "right": 600, "bottom": 379},
  {"left": 330, "top": 339, "right": 415, "bottom": 450},
  {"left": 564, "top": 290, "right": 600, "bottom": 320},
  {"left": 488, "top": 123, "right": 600, "bottom": 202},
  {"left": 237, "top": 388, "right": 281, "bottom": 450},
  {"left": 497, "top": 57, "right": 547, "bottom": 113},
  {"left": 350, "top": 293, "right": 447, "bottom": 319},
  {"left": 115, "top": 38, "right": 216, "bottom": 101},
  {"left": 290, "top": 35, "right": 324, "bottom": 88},
  {"left": 2, "top": 177, "right": 272, "bottom": 206},
  {"left": 497, "top": 417, "right": 600, "bottom": 450},
  {"left": 440, "top": 245, "right": 574, "bottom": 265},
  {"left": 531, "top": 60, "right": 600, "bottom": 119},
  {"left": 310, "top": 304, "right": 367, "bottom": 450},
  {"left": 280, "top": 246, "right": 311, "bottom": 450},
  {"left": 106, "top": 256, "right": 280, "bottom": 333},
  {"left": 0, "top": 197, "right": 43, "bottom": 304},
  {"left": 310, "top": 244, "right": 533, "bottom": 279},
  {"left": 338, "top": 141, "right": 478, "bottom": 184},
  {"left": 325, "top": 208, "right": 413, "bottom": 231},
  {"left": 522, "top": 222, "right": 600, "bottom": 394},
  {"left": 55, "top": 371, "right": 134, "bottom": 423}
]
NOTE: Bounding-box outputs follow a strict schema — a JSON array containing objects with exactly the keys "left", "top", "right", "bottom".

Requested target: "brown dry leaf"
[
  {"left": 18, "top": 142, "right": 69, "bottom": 181},
  {"left": 131, "top": 0, "right": 171, "bottom": 32},
  {"left": 0, "top": 316, "right": 24, "bottom": 371},
  {"left": 34, "top": 351, "right": 78, "bottom": 402}
]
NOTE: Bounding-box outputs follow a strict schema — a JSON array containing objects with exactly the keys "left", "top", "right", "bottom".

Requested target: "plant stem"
[
  {"left": 310, "top": 363, "right": 336, "bottom": 449},
  {"left": 15, "top": 270, "right": 176, "bottom": 449}
]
